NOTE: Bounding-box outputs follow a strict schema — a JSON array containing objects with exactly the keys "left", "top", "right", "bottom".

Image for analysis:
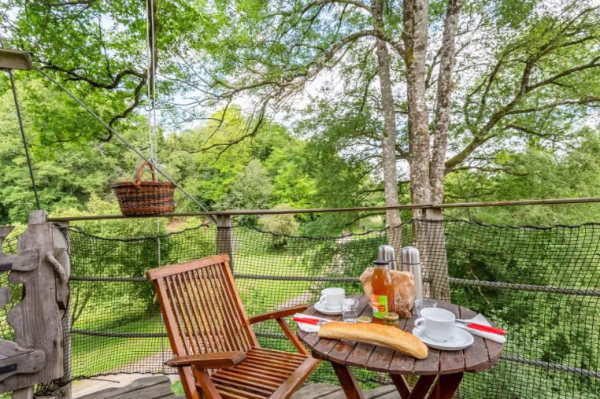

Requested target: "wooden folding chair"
[{"left": 147, "top": 254, "right": 320, "bottom": 399}]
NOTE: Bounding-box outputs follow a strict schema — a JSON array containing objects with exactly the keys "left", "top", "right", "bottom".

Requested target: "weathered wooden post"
[
  {"left": 0, "top": 211, "right": 70, "bottom": 398},
  {"left": 424, "top": 207, "right": 451, "bottom": 301},
  {"left": 216, "top": 215, "right": 234, "bottom": 272}
]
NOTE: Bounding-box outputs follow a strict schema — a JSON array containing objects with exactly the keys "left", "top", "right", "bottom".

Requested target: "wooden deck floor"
[{"left": 76, "top": 377, "right": 401, "bottom": 399}]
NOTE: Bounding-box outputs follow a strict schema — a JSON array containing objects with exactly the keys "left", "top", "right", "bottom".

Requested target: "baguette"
[{"left": 318, "top": 322, "right": 428, "bottom": 360}]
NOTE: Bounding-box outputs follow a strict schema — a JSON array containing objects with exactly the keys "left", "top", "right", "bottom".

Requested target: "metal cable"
[
  {"left": 32, "top": 65, "right": 217, "bottom": 223},
  {"left": 6, "top": 69, "right": 41, "bottom": 210}
]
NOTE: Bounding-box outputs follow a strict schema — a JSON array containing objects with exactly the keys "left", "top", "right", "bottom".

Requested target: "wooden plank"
[
  {"left": 212, "top": 374, "right": 277, "bottom": 393},
  {"left": 234, "top": 363, "right": 292, "bottom": 379},
  {"left": 437, "top": 303, "right": 465, "bottom": 375},
  {"left": 0, "top": 287, "right": 10, "bottom": 309},
  {"left": 166, "top": 351, "right": 246, "bottom": 369},
  {"left": 269, "top": 357, "right": 321, "bottom": 399},
  {"left": 0, "top": 251, "right": 39, "bottom": 272},
  {"left": 290, "top": 383, "right": 342, "bottom": 399},
  {"left": 346, "top": 341, "right": 376, "bottom": 368},
  {"left": 0, "top": 226, "right": 14, "bottom": 243},
  {"left": 388, "top": 317, "right": 415, "bottom": 375},
  {"left": 249, "top": 305, "right": 308, "bottom": 324},
  {"left": 243, "top": 357, "right": 299, "bottom": 372},
  {"left": 0, "top": 349, "right": 44, "bottom": 382},
  {"left": 459, "top": 307, "right": 489, "bottom": 372},
  {"left": 0, "top": 49, "right": 32, "bottom": 71},
  {"left": 365, "top": 345, "right": 395, "bottom": 372},
  {"left": 77, "top": 377, "right": 181, "bottom": 399},
  {"left": 311, "top": 310, "right": 344, "bottom": 357},
  {"left": 326, "top": 302, "right": 371, "bottom": 364},
  {"left": 220, "top": 260, "right": 259, "bottom": 347},
  {"left": 12, "top": 387, "right": 33, "bottom": 399},
  {"left": 247, "top": 350, "right": 304, "bottom": 365},
  {"left": 413, "top": 348, "right": 439, "bottom": 375},
  {"left": 212, "top": 377, "right": 274, "bottom": 396},
  {"left": 146, "top": 254, "right": 230, "bottom": 280},
  {"left": 0, "top": 211, "right": 64, "bottom": 393},
  {"left": 252, "top": 347, "right": 307, "bottom": 361},
  {"left": 154, "top": 277, "right": 200, "bottom": 399},
  {"left": 314, "top": 295, "right": 368, "bottom": 360},
  {"left": 216, "top": 368, "right": 286, "bottom": 385}
]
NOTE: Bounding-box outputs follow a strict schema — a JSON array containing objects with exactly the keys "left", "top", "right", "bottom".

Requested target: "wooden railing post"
[
  {"left": 0, "top": 211, "right": 70, "bottom": 397},
  {"left": 216, "top": 215, "right": 234, "bottom": 272},
  {"left": 53, "top": 222, "right": 72, "bottom": 399},
  {"left": 424, "top": 208, "right": 451, "bottom": 301}
]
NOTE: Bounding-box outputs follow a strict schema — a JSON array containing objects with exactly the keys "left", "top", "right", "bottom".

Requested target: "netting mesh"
[{"left": 1, "top": 217, "right": 599, "bottom": 398}]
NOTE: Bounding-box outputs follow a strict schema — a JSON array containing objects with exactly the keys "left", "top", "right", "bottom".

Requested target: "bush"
[{"left": 260, "top": 204, "right": 299, "bottom": 249}]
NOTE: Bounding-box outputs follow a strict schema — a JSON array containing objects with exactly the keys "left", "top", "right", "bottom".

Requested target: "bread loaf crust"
[{"left": 318, "top": 322, "right": 428, "bottom": 360}]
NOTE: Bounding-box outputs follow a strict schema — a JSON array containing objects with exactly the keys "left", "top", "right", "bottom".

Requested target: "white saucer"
[
  {"left": 412, "top": 327, "right": 474, "bottom": 351},
  {"left": 314, "top": 301, "right": 342, "bottom": 315}
]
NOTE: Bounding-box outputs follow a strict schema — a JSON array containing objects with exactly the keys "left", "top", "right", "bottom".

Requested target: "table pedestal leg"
[
  {"left": 331, "top": 363, "right": 365, "bottom": 399},
  {"left": 389, "top": 374, "right": 411, "bottom": 399},
  {"left": 429, "top": 373, "right": 463, "bottom": 399},
  {"left": 407, "top": 375, "right": 437, "bottom": 399}
]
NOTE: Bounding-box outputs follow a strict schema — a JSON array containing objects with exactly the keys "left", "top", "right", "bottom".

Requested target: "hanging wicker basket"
[{"left": 112, "top": 161, "right": 176, "bottom": 216}]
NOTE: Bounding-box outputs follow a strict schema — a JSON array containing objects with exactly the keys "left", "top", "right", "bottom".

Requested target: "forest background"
[{"left": 1, "top": 0, "right": 600, "bottom": 232}]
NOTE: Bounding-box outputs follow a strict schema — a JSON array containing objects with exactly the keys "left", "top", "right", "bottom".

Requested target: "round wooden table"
[{"left": 297, "top": 295, "right": 503, "bottom": 399}]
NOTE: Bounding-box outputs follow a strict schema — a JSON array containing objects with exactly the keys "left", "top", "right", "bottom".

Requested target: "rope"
[
  {"left": 68, "top": 275, "right": 600, "bottom": 297},
  {"left": 6, "top": 69, "right": 41, "bottom": 210},
  {"left": 145, "top": 0, "right": 166, "bottom": 370},
  {"left": 32, "top": 65, "right": 217, "bottom": 223}
]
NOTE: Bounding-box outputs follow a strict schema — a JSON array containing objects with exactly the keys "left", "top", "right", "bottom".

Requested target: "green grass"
[{"left": 71, "top": 314, "right": 166, "bottom": 378}]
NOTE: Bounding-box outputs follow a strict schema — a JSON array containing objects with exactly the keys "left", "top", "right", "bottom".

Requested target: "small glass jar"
[{"left": 383, "top": 312, "right": 400, "bottom": 328}]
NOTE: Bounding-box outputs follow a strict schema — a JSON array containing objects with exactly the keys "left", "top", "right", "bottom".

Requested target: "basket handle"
[{"left": 133, "top": 161, "right": 156, "bottom": 189}]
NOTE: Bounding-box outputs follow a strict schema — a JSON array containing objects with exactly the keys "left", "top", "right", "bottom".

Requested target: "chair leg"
[
  {"left": 177, "top": 367, "right": 201, "bottom": 399},
  {"left": 193, "top": 369, "right": 223, "bottom": 399}
]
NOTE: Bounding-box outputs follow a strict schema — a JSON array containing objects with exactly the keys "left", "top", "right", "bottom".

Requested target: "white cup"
[
  {"left": 414, "top": 308, "right": 456, "bottom": 342},
  {"left": 319, "top": 287, "right": 345, "bottom": 311}
]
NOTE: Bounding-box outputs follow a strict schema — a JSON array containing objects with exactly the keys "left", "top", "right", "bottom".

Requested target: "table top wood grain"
[{"left": 297, "top": 295, "right": 503, "bottom": 376}]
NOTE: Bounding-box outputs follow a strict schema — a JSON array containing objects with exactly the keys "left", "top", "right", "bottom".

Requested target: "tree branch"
[
  {"left": 302, "top": 0, "right": 372, "bottom": 15},
  {"left": 42, "top": 63, "right": 146, "bottom": 89},
  {"left": 42, "top": 0, "right": 97, "bottom": 7}
]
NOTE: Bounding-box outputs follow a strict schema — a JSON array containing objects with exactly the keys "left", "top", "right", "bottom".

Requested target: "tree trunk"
[
  {"left": 372, "top": 0, "right": 402, "bottom": 229},
  {"left": 403, "top": 0, "right": 431, "bottom": 214},
  {"left": 430, "top": 0, "right": 462, "bottom": 204},
  {"left": 372, "top": 0, "right": 403, "bottom": 255}
]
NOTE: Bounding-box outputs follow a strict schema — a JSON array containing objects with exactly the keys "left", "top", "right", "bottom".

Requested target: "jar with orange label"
[{"left": 370, "top": 260, "right": 395, "bottom": 324}]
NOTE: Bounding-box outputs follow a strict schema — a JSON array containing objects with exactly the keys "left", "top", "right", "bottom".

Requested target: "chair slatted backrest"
[{"left": 147, "top": 254, "right": 258, "bottom": 360}]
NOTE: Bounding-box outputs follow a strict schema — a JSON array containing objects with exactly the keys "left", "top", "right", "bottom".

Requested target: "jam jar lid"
[{"left": 383, "top": 312, "right": 400, "bottom": 322}]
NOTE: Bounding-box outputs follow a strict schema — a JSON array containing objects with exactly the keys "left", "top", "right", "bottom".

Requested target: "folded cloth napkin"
[
  {"left": 294, "top": 313, "right": 330, "bottom": 333},
  {"left": 456, "top": 314, "right": 506, "bottom": 344}
]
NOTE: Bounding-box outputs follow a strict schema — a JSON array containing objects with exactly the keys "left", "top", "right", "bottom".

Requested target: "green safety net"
[{"left": 0, "top": 218, "right": 598, "bottom": 398}]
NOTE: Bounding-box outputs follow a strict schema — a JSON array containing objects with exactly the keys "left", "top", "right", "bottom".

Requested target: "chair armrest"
[
  {"left": 249, "top": 305, "right": 308, "bottom": 324},
  {"left": 165, "top": 351, "right": 246, "bottom": 369}
]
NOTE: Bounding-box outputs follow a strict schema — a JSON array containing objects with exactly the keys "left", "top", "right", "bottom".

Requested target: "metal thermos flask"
[
  {"left": 377, "top": 245, "right": 397, "bottom": 271},
  {"left": 401, "top": 246, "right": 423, "bottom": 308}
]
